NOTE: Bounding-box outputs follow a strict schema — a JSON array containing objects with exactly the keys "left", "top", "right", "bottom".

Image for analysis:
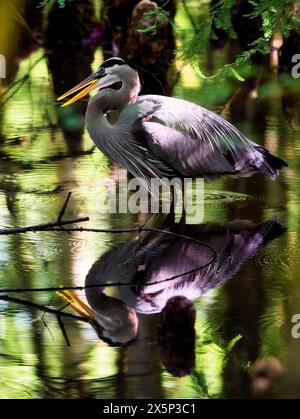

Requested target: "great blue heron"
[{"left": 58, "top": 57, "right": 288, "bottom": 184}]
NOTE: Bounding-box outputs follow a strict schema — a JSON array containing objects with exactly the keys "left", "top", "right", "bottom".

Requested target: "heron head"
[
  {"left": 57, "top": 57, "right": 140, "bottom": 107},
  {"left": 57, "top": 289, "right": 139, "bottom": 346}
]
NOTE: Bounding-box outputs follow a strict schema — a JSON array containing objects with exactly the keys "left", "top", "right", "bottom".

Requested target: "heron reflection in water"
[{"left": 60, "top": 217, "right": 283, "bottom": 376}]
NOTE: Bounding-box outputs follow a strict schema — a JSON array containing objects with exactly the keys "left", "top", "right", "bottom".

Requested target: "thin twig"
[
  {"left": 0, "top": 75, "right": 30, "bottom": 107},
  {"left": 0, "top": 55, "right": 46, "bottom": 106},
  {"left": 181, "top": 0, "right": 197, "bottom": 32},
  {"left": 8, "top": 4, "right": 43, "bottom": 48},
  {"left": 45, "top": 227, "right": 144, "bottom": 233},
  {"left": 0, "top": 284, "right": 125, "bottom": 293},
  {"left": 57, "top": 302, "right": 71, "bottom": 312},
  {"left": 0, "top": 191, "right": 89, "bottom": 234},
  {"left": 56, "top": 315, "right": 71, "bottom": 347},
  {"left": 0, "top": 217, "right": 89, "bottom": 235},
  {"left": 0, "top": 295, "right": 89, "bottom": 323},
  {"left": 42, "top": 316, "right": 55, "bottom": 341},
  {"left": 57, "top": 192, "right": 72, "bottom": 223},
  {"left": 0, "top": 256, "right": 216, "bottom": 293}
]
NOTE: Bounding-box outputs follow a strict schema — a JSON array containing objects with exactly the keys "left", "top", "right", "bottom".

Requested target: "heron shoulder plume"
[{"left": 57, "top": 58, "right": 288, "bottom": 183}]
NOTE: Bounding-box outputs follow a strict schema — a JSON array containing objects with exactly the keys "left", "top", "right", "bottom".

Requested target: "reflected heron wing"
[{"left": 122, "top": 218, "right": 282, "bottom": 313}]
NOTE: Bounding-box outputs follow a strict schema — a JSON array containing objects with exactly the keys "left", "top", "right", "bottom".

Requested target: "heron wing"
[{"left": 135, "top": 95, "right": 284, "bottom": 179}]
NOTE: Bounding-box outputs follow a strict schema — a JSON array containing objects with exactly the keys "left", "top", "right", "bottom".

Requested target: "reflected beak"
[
  {"left": 57, "top": 289, "right": 96, "bottom": 320},
  {"left": 57, "top": 74, "right": 99, "bottom": 107}
]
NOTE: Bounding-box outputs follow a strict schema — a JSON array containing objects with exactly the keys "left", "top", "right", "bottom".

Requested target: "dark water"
[{"left": 1, "top": 39, "right": 300, "bottom": 399}]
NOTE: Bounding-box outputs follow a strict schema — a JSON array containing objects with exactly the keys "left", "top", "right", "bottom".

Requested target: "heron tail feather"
[{"left": 252, "top": 146, "right": 288, "bottom": 180}]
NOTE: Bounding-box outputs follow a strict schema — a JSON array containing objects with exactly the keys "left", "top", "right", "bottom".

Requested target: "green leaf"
[
  {"left": 227, "top": 334, "right": 243, "bottom": 351},
  {"left": 230, "top": 68, "right": 245, "bottom": 81}
]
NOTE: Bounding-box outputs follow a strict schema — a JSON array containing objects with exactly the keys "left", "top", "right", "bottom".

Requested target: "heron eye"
[
  {"left": 97, "top": 68, "right": 106, "bottom": 78},
  {"left": 99, "top": 81, "right": 123, "bottom": 91}
]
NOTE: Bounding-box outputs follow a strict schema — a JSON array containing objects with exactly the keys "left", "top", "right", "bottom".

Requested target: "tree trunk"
[
  {"left": 45, "top": 0, "right": 96, "bottom": 152},
  {"left": 100, "top": 0, "right": 177, "bottom": 95}
]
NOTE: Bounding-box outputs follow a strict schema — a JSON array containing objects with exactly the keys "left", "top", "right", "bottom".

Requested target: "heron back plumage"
[{"left": 135, "top": 95, "right": 288, "bottom": 181}]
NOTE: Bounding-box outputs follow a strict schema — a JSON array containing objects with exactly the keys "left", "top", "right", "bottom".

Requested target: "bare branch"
[
  {"left": 0, "top": 191, "right": 88, "bottom": 234},
  {"left": 0, "top": 217, "right": 89, "bottom": 235},
  {"left": 181, "top": 0, "right": 197, "bottom": 32},
  {"left": 57, "top": 192, "right": 72, "bottom": 223},
  {"left": 0, "top": 227, "right": 217, "bottom": 294},
  {"left": 42, "top": 317, "right": 55, "bottom": 341},
  {"left": 56, "top": 315, "right": 71, "bottom": 347},
  {"left": 0, "top": 195, "right": 218, "bottom": 296},
  {"left": 0, "top": 295, "right": 89, "bottom": 323}
]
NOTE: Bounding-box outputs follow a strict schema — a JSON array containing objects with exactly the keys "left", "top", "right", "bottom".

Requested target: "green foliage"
[
  {"left": 211, "top": 0, "right": 237, "bottom": 39},
  {"left": 138, "top": 0, "right": 300, "bottom": 81},
  {"left": 41, "top": 0, "right": 300, "bottom": 82},
  {"left": 137, "top": 7, "right": 171, "bottom": 34},
  {"left": 39, "top": 0, "right": 67, "bottom": 8}
]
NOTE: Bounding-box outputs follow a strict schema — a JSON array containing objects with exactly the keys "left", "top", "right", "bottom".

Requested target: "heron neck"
[
  {"left": 86, "top": 79, "right": 139, "bottom": 117},
  {"left": 85, "top": 93, "right": 126, "bottom": 140},
  {"left": 84, "top": 261, "right": 107, "bottom": 310},
  {"left": 84, "top": 265, "right": 137, "bottom": 340}
]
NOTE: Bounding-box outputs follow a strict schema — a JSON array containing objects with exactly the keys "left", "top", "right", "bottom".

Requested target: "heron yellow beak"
[
  {"left": 57, "top": 289, "right": 96, "bottom": 320},
  {"left": 57, "top": 76, "right": 99, "bottom": 107}
]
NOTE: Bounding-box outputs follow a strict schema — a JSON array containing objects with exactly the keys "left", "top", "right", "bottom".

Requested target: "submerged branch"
[
  {"left": 0, "top": 225, "right": 218, "bottom": 345},
  {"left": 0, "top": 227, "right": 217, "bottom": 294},
  {"left": 0, "top": 194, "right": 218, "bottom": 294},
  {"left": 0, "top": 295, "right": 89, "bottom": 323},
  {"left": 0, "top": 294, "right": 90, "bottom": 347},
  {"left": 56, "top": 315, "right": 71, "bottom": 347},
  {"left": 0, "top": 217, "right": 89, "bottom": 235},
  {"left": 0, "top": 191, "right": 89, "bottom": 234},
  {"left": 57, "top": 192, "right": 72, "bottom": 223}
]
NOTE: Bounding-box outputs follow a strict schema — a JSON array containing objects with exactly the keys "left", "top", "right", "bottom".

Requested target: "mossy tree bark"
[{"left": 100, "top": 0, "right": 177, "bottom": 95}]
